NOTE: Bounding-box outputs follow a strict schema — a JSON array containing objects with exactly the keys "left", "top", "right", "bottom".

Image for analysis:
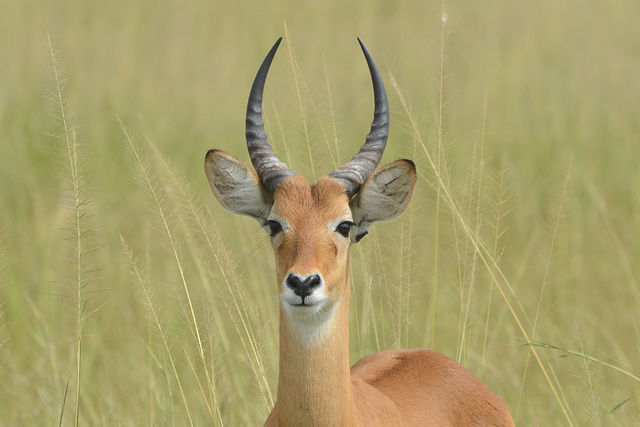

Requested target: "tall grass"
[
  {"left": 47, "top": 34, "right": 105, "bottom": 426},
  {"left": 1, "top": 0, "right": 639, "bottom": 425}
]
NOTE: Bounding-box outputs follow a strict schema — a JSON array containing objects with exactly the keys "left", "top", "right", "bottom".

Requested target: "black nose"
[{"left": 286, "top": 273, "right": 322, "bottom": 298}]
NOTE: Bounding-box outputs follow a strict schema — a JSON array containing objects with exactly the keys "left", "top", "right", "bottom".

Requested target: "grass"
[
  {"left": 1, "top": 0, "right": 640, "bottom": 425},
  {"left": 47, "top": 34, "right": 92, "bottom": 427}
]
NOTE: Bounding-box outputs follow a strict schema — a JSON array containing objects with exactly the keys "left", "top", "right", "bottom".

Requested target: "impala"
[{"left": 205, "top": 38, "right": 513, "bottom": 426}]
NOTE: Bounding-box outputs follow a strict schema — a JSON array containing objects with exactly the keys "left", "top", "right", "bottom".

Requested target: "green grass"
[{"left": 1, "top": 0, "right": 640, "bottom": 425}]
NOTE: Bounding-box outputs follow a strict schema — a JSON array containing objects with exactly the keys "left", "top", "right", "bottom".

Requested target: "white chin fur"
[{"left": 280, "top": 287, "right": 338, "bottom": 346}]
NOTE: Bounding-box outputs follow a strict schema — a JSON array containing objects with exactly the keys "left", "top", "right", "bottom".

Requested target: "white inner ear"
[
  {"left": 205, "top": 151, "right": 272, "bottom": 222},
  {"left": 349, "top": 160, "right": 416, "bottom": 242}
]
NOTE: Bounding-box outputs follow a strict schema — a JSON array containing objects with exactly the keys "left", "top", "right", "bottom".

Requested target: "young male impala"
[{"left": 205, "top": 38, "right": 514, "bottom": 426}]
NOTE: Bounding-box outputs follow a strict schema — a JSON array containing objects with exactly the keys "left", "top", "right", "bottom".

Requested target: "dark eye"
[
  {"left": 335, "top": 221, "right": 354, "bottom": 238},
  {"left": 264, "top": 220, "right": 283, "bottom": 237}
]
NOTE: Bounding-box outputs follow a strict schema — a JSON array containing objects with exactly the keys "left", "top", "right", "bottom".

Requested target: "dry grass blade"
[
  {"left": 47, "top": 33, "right": 105, "bottom": 427},
  {"left": 526, "top": 341, "right": 640, "bottom": 383},
  {"left": 58, "top": 380, "right": 69, "bottom": 427},
  {"left": 480, "top": 156, "right": 511, "bottom": 378},
  {"left": 389, "top": 40, "right": 576, "bottom": 426},
  {"left": 119, "top": 119, "right": 210, "bottom": 401},
  {"left": 515, "top": 156, "right": 575, "bottom": 422},
  {"left": 145, "top": 135, "right": 274, "bottom": 414},
  {"left": 120, "top": 235, "right": 195, "bottom": 427},
  {"left": 284, "top": 23, "right": 316, "bottom": 180}
]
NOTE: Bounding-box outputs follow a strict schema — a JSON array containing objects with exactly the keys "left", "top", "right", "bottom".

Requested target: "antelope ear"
[
  {"left": 349, "top": 159, "right": 416, "bottom": 243},
  {"left": 204, "top": 149, "right": 272, "bottom": 222}
]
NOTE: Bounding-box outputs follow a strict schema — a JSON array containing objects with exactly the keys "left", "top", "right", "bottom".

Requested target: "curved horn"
[
  {"left": 246, "top": 37, "right": 296, "bottom": 193},
  {"left": 329, "top": 38, "right": 389, "bottom": 198}
]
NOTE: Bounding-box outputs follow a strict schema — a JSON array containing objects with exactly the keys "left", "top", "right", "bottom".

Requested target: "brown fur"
[
  {"left": 270, "top": 176, "right": 352, "bottom": 294},
  {"left": 263, "top": 176, "right": 513, "bottom": 426},
  {"left": 204, "top": 151, "right": 513, "bottom": 426}
]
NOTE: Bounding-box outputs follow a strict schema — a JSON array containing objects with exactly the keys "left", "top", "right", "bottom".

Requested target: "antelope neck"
[{"left": 276, "top": 277, "right": 354, "bottom": 425}]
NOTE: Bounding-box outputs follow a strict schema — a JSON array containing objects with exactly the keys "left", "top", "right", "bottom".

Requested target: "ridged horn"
[
  {"left": 329, "top": 38, "right": 389, "bottom": 198},
  {"left": 246, "top": 37, "right": 296, "bottom": 193}
]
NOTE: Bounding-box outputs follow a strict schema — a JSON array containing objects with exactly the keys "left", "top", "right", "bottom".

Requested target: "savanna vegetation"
[{"left": 1, "top": 0, "right": 639, "bottom": 425}]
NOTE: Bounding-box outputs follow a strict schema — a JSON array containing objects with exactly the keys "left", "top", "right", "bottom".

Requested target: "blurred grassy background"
[{"left": 1, "top": 0, "right": 639, "bottom": 425}]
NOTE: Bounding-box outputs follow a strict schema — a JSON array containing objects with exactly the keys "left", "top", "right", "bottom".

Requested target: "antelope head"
[{"left": 205, "top": 38, "right": 416, "bottom": 340}]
